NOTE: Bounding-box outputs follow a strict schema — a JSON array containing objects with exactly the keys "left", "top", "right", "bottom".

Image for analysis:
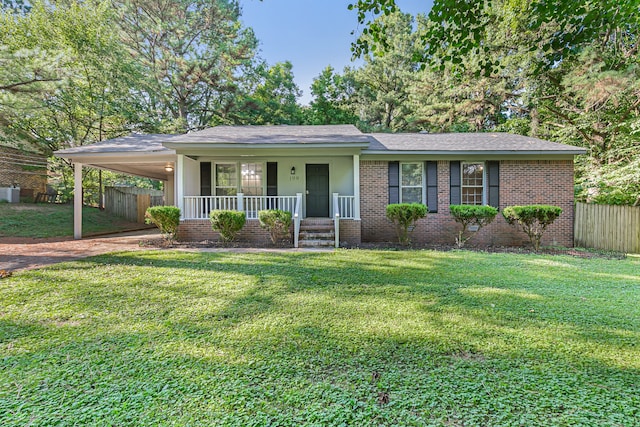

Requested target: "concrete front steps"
[{"left": 299, "top": 218, "right": 336, "bottom": 248}]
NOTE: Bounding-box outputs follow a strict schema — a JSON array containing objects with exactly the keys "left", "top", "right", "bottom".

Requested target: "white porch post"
[
  {"left": 353, "top": 154, "right": 361, "bottom": 220},
  {"left": 176, "top": 154, "right": 184, "bottom": 217},
  {"left": 73, "top": 162, "right": 83, "bottom": 239},
  {"left": 237, "top": 193, "right": 244, "bottom": 212}
]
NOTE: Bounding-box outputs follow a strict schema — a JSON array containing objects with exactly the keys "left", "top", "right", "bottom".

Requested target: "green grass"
[
  {"left": 0, "top": 203, "right": 145, "bottom": 238},
  {"left": 1, "top": 250, "right": 639, "bottom": 426}
]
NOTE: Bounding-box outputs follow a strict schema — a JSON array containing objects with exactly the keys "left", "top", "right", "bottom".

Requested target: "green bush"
[
  {"left": 449, "top": 205, "right": 498, "bottom": 248},
  {"left": 210, "top": 210, "right": 246, "bottom": 242},
  {"left": 386, "top": 203, "right": 428, "bottom": 245},
  {"left": 258, "top": 209, "right": 293, "bottom": 244},
  {"left": 502, "top": 205, "right": 562, "bottom": 251},
  {"left": 145, "top": 206, "right": 180, "bottom": 242}
]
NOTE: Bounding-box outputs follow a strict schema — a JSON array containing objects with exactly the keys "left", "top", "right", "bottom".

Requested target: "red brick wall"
[
  {"left": 360, "top": 159, "right": 575, "bottom": 248},
  {"left": 339, "top": 219, "right": 361, "bottom": 245}
]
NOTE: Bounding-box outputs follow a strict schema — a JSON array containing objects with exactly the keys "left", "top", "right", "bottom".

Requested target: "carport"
[{"left": 54, "top": 134, "right": 176, "bottom": 239}]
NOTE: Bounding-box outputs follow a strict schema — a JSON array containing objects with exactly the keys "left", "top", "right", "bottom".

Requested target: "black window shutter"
[
  {"left": 388, "top": 161, "right": 399, "bottom": 204},
  {"left": 450, "top": 161, "right": 461, "bottom": 205},
  {"left": 425, "top": 161, "right": 438, "bottom": 212},
  {"left": 266, "top": 162, "right": 278, "bottom": 196},
  {"left": 487, "top": 161, "right": 500, "bottom": 208},
  {"left": 200, "top": 162, "right": 212, "bottom": 196}
]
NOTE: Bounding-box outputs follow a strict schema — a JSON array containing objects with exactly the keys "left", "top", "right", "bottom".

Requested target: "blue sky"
[{"left": 240, "top": 0, "right": 433, "bottom": 105}]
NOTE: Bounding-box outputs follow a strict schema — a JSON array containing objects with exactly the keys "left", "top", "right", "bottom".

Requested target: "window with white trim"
[
  {"left": 400, "top": 162, "right": 424, "bottom": 204},
  {"left": 214, "top": 163, "right": 237, "bottom": 196},
  {"left": 461, "top": 162, "right": 484, "bottom": 205},
  {"left": 241, "top": 163, "right": 263, "bottom": 196}
]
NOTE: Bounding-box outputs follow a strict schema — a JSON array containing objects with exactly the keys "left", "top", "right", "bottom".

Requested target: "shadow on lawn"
[
  {"left": 53, "top": 251, "right": 639, "bottom": 368},
  {"left": 3, "top": 250, "right": 640, "bottom": 425}
]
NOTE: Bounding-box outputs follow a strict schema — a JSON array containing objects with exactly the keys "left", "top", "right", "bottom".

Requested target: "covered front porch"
[{"left": 173, "top": 154, "right": 362, "bottom": 248}]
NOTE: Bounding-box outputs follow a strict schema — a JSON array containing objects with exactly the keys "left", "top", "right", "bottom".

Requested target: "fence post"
[{"left": 137, "top": 194, "right": 151, "bottom": 223}]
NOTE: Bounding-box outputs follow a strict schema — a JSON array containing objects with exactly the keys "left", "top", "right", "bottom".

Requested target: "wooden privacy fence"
[
  {"left": 105, "top": 186, "right": 164, "bottom": 223},
  {"left": 574, "top": 202, "right": 640, "bottom": 254}
]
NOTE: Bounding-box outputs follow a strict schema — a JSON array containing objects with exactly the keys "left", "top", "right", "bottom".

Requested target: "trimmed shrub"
[
  {"left": 449, "top": 205, "right": 498, "bottom": 248},
  {"left": 502, "top": 205, "right": 562, "bottom": 251},
  {"left": 258, "top": 209, "right": 293, "bottom": 244},
  {"left": 145, "top": 206, "right": 180, "bottom": 242},
  {"left": 210, "top": 210, "right": 246, "bottom": 243},
  {"left": 386, "top": 203, "right": 428, "bottom": 245}
]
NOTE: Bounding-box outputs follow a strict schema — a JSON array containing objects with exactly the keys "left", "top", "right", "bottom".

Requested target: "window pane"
[
  {"left": 402, "top": 188, "right": 422, "bottom": 204},
  {"left": 241, "top": 163, "right": 263, "bottom": 196},
  {"left": 216, "top": 164, "right": 236, "bottom": 187},
  {"left": 401, "top": 163, "right": 423, "bottom": 186},
  {"left": 215, "top": 187, "right": 237, "bottom": 196},
  {"left": 462, "top": 163, "right": 483, "bottom": 186},
  {"left": 462, "top": 187, "right": 483, "bottom": 205},
  {"left": 461, "top": 162, "right": 484, "bottom": 205}
]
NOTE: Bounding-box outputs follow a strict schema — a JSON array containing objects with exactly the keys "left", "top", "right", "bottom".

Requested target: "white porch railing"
[
  {"left": 183, "top": 194, "right": 298, "bottom": 220},
  {"left": 336, "top": 195, "right": 356, "bottom": 219}
]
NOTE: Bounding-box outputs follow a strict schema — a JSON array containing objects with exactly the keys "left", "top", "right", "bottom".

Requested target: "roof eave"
[
  {"left": 163, "top": 142, "right": 371, "bottom": 150},
  {"left": 361, "top": 149, "right": 586, "bottom": 156}
]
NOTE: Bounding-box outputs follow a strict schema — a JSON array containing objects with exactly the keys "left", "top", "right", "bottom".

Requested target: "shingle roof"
[
  {"left": 166, "top": 125, "right": 371, "bottom": 145},
  {"left": 365, "top": 132, "right": 585, "bottom": 154},
  {"left": 54, "top": 128, "right": 586, "bottom": 157},
  {"left": 55, "top": 134, "right": 175, "bottom": 155}
]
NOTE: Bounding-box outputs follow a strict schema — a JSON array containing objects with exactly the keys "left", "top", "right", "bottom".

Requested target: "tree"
[
  {"left": 114, "top": 0, "right": 258, "bottom": 132},
  {"left": 233, "top": 61, "right": 303, "bottom": 125},
  {"left": 352, "top": 12, "right": 421, "bottom": 132},
  {"left": 306, "top": 66, "right": 358, "bottom": 125},
  {"left": 350, "top": 0, "right": 639, "bottom": 75}
]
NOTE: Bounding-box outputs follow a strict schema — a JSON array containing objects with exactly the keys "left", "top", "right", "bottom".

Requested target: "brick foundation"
[
  {"left": 360, "top": 159, "right": 575, "bottom": 248},
  {"left": 178, "top": 219, "right": 274, "bottom": 244},
  {"left": 339, "top": 219, "right": 361, "bottom": 245},
  {"left": 178, "top": 218, "right": 362, "bottom": 247}
]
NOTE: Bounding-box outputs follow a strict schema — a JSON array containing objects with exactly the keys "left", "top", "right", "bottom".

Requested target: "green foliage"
[
  {"left": 1, "top": 250, "right": 639, "bottom": 425},
  {"left": 258, "top": 209, "right": 292, "bottom": 245},
  {"left": 144, "top": 206, "right": 180, "bottom": 242},
  {"left": 305, "top": 66, "right": 358, "bottom": 125},
  {"left": 231, "top": 61, "right": 303, "bottom": 125},
  {"left": 385, "top": 203, "right": 427, "bottom": 245},
  {"left": 209, "top": 210, "right": 246, "bottom": 243},
  {"left": 449, "top": 204, "right": 498, "bottom": 248},
  {"left": 502, "top": 205, "right": 563, "bottom": 251},
  {"left": 113, "top": 0, "right": 258, "bottom": 132}
]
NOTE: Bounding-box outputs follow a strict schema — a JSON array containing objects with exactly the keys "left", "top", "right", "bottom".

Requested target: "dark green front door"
[{"left": 306, "top": 164, "right": 329, "bottom": 217}]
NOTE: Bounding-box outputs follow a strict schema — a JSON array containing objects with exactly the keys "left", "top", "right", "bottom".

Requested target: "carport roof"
[{"left": 55, "top": 133, "right": 175, "bottom": 155}]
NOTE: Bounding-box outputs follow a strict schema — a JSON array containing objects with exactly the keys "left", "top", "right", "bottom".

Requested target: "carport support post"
[{"left": 74, "top": 162, "right": 83, "bottom": 239}]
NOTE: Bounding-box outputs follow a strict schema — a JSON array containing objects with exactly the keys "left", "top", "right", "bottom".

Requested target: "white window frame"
[
  {"left": 240, "top": 162, "right": 265, "bottom": 196},
  {"left": 213, "top": 162, "right": 267, "bottom": 196},
  {"left": 400, "top": 162, "right": 426, "bottom": 204},
  {"left": 461, "top": 162, "right": 486, "bottom": 205},
  {"left": 214, "top": 162, "right": 238, "bottom": 196}
]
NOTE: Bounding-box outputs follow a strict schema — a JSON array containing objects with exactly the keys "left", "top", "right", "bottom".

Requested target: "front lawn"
[
  {"left": 1, "top": 250, "right": 638, "bottom": 426},
  {"left": 0, "top": 203, "right": 147, "bottom": 238}
]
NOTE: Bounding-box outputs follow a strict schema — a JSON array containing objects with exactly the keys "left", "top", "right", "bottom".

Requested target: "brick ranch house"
[{"left": 55, "top": 125, "right": 585, "bottom": 247}]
